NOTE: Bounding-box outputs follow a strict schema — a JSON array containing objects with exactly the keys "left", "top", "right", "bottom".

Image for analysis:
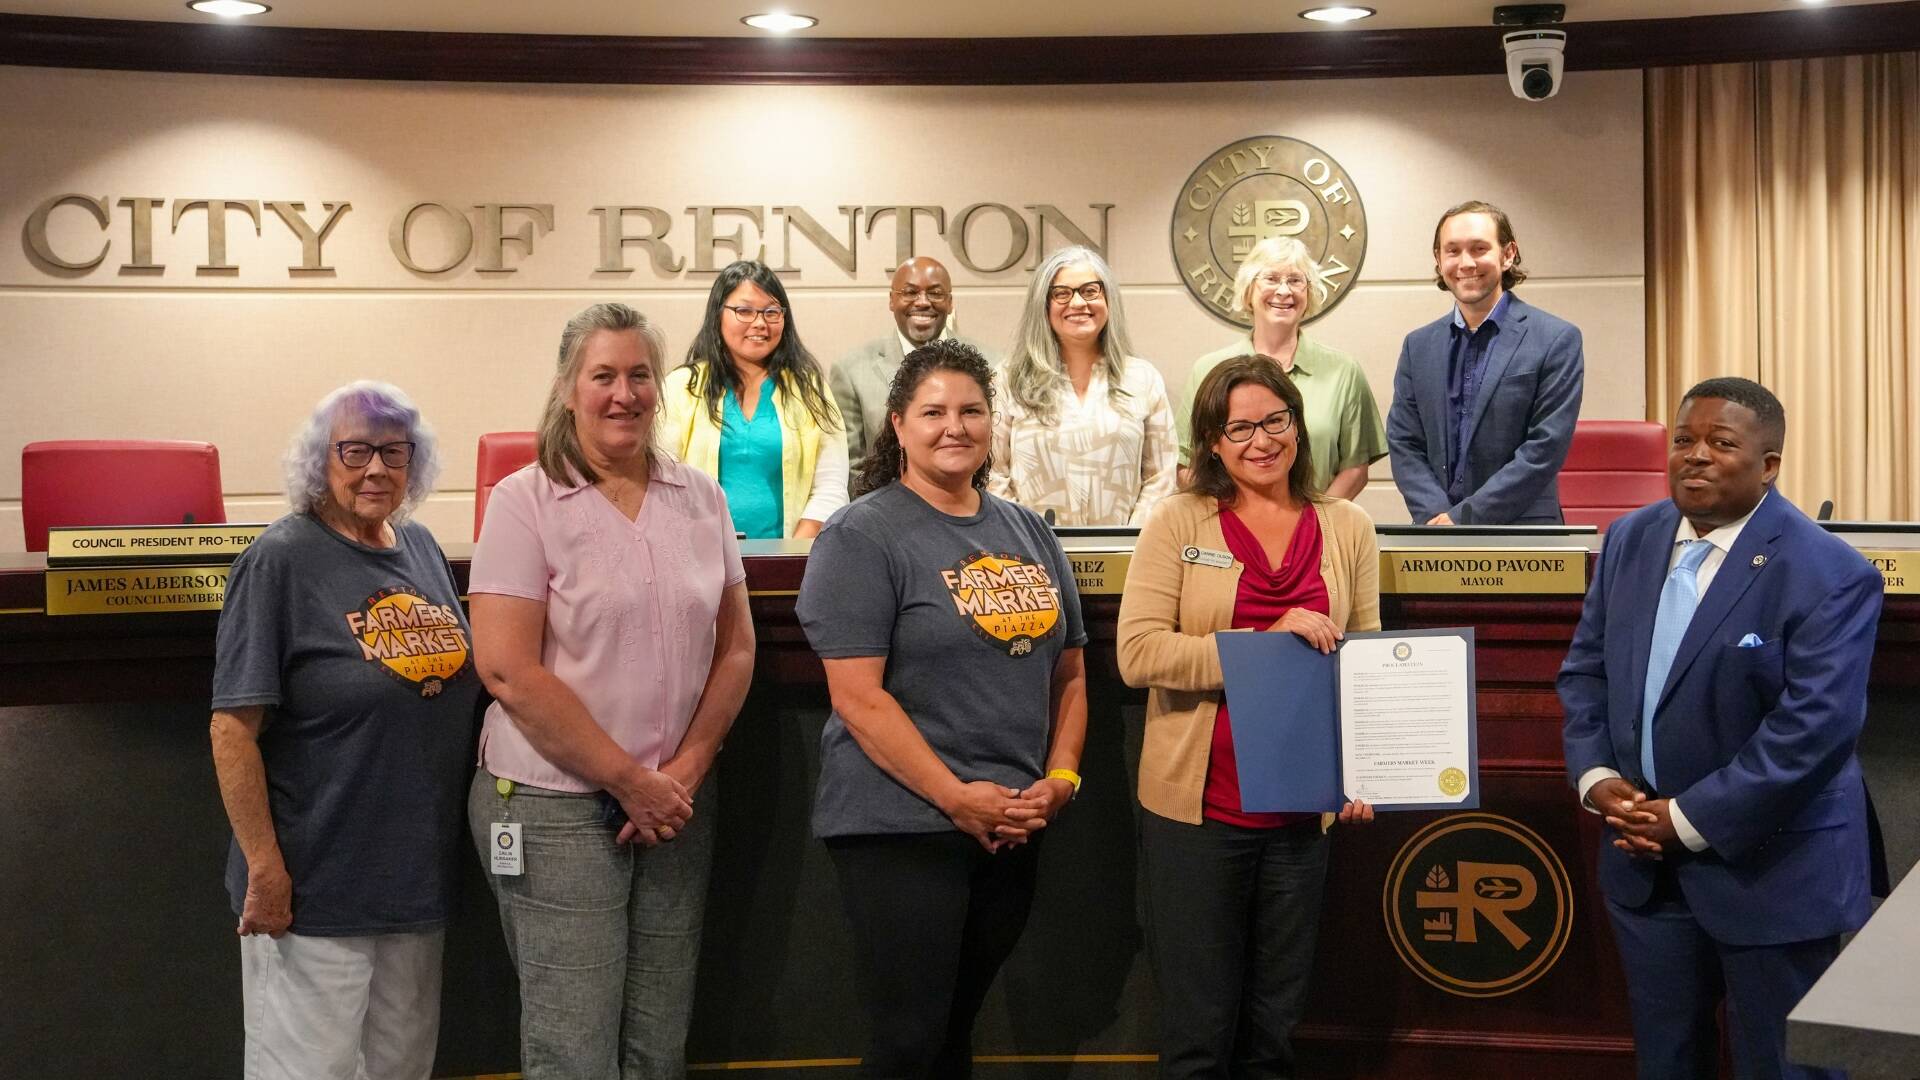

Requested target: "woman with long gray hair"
[
  {"left": 467, "top": 301, "right": 755, "bottom": 1079},
  {"left": 210, "top": 381, "right": 479, "bottom": 1080},
  {"left": 990, "top": 245, "right": 1178, "bottom": 526}
]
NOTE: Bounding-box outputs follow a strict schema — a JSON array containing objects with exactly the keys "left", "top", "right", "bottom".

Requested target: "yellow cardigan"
[
  {"left": 657, "top": 363, "right": 846, "bottom": 538},
  {"left": 1116, "top": 491, "right": 1381, "bottom": 825}
]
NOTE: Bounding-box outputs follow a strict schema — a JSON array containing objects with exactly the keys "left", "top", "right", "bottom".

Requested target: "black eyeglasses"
[
  {"left": 335, "top": 440, "right": 416, "bottom": 468},
  {"left": 891, "top": 286, "right": 952, "bottom": 303},
  {"left": 1047, "top": 282, "right": 1106, "bottom": 305},
  {"left": 725, "top": 304, "right": 786, "bottom": 324},
  {"left": 1221, "top": 410, "right": 1294, "bottom": 443}
]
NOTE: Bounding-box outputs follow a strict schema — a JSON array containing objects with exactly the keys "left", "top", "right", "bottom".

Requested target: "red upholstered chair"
[
  {"left": 1560, "top": 420, "right": 1669, "bottom": 533},
  {"left": 21, "top": 439, "right": 226, "bottom": 552},
  {"left": 474, "top": 432, "right": 538, "bottom": 539}
]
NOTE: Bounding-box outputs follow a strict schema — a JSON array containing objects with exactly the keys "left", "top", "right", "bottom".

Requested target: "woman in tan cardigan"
[{"left": 1117, "top": 353, "right": 1379, "bottom": 1079}]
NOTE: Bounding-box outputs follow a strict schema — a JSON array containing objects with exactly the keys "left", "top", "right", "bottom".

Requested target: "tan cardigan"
[{"left": 1116, "top": 491, "right": 1381, "bottom": 825}]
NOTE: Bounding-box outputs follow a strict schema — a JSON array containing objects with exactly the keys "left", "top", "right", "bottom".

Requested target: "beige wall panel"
[{"left": 1, "top": 65, "right": 1643, "bottom": 550}]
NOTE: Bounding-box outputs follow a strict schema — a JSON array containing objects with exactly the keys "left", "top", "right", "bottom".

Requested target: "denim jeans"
[{"left": 469, "top": 769, "right": 715, "bottom": 1080}]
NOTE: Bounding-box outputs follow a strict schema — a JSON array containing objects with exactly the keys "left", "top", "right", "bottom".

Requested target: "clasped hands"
[
  {"left": 1589, "top": 777, "right": 1678, "bottom": 859},
  {"left": 610, "top": 759, "right": 704, "bottom": 847},
  {"left": 944, "top": 776, "right": 1076, "bottom": 852}
]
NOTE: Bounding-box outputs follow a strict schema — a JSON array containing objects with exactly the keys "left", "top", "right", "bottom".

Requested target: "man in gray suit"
[
  {"left": 831, "top": 256, "right": 988, "bottom": 476},
  {"left": 1387, "top": 200, "right": 1585, "bottom": 525}
]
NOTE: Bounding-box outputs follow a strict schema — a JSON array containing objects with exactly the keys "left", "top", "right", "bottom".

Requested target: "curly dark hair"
[
  {"left": 852, "top": 339, "right": 996, "bottom": 498},
  {"left": 1183, "top": 353, "right": 1319, "bottom": 507}
]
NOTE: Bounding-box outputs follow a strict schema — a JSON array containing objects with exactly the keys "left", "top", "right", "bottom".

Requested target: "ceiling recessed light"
[
  {"left": 1298, "top": 6, "right": 1376, "bottom": 22},
  {"left": 741, "top": 12, "right": 819, "bottom": 33},
  {"left": 187, "top": 0, "right": 270, "bottom": 15}
]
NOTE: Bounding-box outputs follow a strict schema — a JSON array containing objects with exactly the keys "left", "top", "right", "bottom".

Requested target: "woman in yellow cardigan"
[
  {"left": 1116, "top": 354, "right": 1378, "bottom": 1080},
  {"left": 659, "top": 261, "right": 848, "bottom": 539}
]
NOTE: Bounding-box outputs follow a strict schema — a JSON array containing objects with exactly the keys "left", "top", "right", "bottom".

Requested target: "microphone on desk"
[{"left": 1818, "top": 500, "right": 1834, "bottom": 522}]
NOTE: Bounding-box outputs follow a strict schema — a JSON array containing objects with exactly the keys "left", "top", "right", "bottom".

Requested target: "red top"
[{"left": 1202, "top": 504, "right": 1329, "bottom": 828}]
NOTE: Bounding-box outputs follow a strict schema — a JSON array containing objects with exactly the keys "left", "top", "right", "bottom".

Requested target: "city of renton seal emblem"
[{"left": 1170, "top": 136, "right": 1368, "bottom": 329}]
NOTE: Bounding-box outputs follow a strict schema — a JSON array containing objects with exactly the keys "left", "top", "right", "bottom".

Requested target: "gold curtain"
[{"left": 1646, "top": 54, "right": 1920, "bottom": 519}]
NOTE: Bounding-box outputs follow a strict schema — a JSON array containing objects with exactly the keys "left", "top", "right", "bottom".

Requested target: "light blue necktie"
[{"left": 1640, "top": 540, "right": 1714, "bottom": 791}]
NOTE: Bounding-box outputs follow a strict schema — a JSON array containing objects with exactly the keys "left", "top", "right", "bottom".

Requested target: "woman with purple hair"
[{"left": 209, "top": 380, "right": 479, "bottom": 1080}]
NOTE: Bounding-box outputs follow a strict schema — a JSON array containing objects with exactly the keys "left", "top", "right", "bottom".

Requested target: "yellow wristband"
[{"left": 1046, "top": 768, "right": 1083, "bottom": 795}]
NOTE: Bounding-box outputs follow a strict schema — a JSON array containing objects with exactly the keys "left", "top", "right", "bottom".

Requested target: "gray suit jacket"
[
  {"left": 830, "top": 332, "right": 993, "bottom": 477},
  {"left": 1386, "top": 294, "right": 1584, "bottom": 525}
]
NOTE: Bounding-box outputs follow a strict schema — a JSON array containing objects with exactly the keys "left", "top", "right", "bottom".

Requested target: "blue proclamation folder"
[{"left": 1215, "top": 627, "right": 1478, "bottom": 813}]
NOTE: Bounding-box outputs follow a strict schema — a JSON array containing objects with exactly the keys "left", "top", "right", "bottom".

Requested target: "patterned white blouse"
[{"left": 989, "top": 356, "right": 1179, "bottom": 527}]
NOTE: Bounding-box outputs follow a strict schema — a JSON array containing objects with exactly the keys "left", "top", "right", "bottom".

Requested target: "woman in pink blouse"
[{"left": 466, "top": 302, "right": 756, "bottom": 1079}]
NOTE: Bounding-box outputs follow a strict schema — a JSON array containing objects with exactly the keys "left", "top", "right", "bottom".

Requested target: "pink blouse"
[{"left": 469, "top": 457, "right": 746, "bottom": 792}]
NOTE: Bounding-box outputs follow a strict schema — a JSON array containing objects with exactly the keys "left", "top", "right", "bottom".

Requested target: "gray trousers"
[{"left": 468, "top": 769, "right": 715, "bottom": 1080}]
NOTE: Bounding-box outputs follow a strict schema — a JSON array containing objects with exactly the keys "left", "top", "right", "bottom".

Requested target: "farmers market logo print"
[
  {"left": 1383, "top": 812, "right": 1572, "bottom": 998},
  {"left": 344, "top": 587, "right": 471, "bottom": 697},
  {"left": 940, "top": 551, "right": 1064, "bottom": 657}
]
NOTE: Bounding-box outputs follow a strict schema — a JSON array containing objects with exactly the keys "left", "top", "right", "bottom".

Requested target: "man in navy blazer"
[
  {"left": 1559, "top": 377, "right": 1884, "bottom": 1080},
  {"left": 1387, "top": 201, "right": 1584, "bottom": 525}
]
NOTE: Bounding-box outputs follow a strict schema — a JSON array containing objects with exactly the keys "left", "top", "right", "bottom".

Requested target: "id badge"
[
  {"left": 490, "top": 822, "right": 524, "bottom": 876},
  {"left": 1180, "top": 544, "right": 1234, "bottom": 569}
]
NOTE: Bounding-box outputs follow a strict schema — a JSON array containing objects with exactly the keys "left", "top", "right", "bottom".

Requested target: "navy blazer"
[
  {"left": 1558, "top": 492, "right": 1883, "bottom": 946},
  {"left": 1386, "top": 294, "right": 1584, "bottom": 525}
]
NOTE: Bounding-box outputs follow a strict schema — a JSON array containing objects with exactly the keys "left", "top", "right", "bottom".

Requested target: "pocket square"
[{"left": 1738, "top": 633, "right": 1766, "bottom": 647}]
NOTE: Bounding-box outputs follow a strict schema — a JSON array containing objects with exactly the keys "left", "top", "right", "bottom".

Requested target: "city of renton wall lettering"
[{"left": 21, "top": 195, "right": 1113, "bottom": 277}]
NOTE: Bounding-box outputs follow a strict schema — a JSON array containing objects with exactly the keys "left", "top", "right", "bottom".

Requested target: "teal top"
[{"left": 718, "top": 379, "right": 784, "bottom": 540}]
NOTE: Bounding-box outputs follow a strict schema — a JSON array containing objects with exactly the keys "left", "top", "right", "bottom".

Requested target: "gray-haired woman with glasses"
[
  {"left": 659, "top": 259, "right": 848, "bottom": 538},
  {"left": 991, "top": 244, "right": 1178, "bottom": 526},
  {"left": 1117, "top": 355, "right": 1377, "bottom": 1080},
  {"left": 210, "top": 380, "right": 479, "bottom": 1080}
]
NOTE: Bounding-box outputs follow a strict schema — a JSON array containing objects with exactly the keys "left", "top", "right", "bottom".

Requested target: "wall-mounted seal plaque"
[{"left": 1170, "top": 136, "right": 1368, "bottom": 329}]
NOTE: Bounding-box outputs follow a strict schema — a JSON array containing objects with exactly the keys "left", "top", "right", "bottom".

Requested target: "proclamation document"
[{"left": 1337, "top": 628, "right": 1477, "bottom": 808}]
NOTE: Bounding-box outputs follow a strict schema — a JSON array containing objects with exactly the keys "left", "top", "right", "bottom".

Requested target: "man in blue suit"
[
  {"left": 1560, "top": 377, "right": 1884, "bottom": 1079},
  {"left": 1387, "top": 201, "right": 1584, "bottom": 524}
]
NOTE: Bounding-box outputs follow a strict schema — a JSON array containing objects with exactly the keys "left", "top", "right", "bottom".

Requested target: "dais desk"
[{"left": 2, "top": 525, "right": 1916, "bottom": 1079}]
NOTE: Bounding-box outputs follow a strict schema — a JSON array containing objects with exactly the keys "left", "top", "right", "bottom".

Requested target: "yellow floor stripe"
[
  {"left": 450, "top": 1055, "right": 1155, "bottom": 1078},
  {"left": 689, "top": 1058, "right": 862, "bottom": 1071}
]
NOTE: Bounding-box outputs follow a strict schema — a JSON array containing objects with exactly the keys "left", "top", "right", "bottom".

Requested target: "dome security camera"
[{"left": 1503, "top": 29, "right": 1566, "bottom": 101}]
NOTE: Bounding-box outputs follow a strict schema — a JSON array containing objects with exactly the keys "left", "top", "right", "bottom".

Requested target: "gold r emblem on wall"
[
  {"left": 1382, "top": 812, "right": 1573, "bottom": 998},
  {"left": 1169, "top": 135, "right": 1368, "bottom": 329}
]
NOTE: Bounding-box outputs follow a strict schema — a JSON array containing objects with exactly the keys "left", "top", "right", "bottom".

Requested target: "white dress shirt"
[{"left": 1577, "top": 492, "right": 1769, "bottom": 853}]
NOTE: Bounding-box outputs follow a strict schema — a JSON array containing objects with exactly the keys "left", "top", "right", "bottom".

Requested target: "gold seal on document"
[
  {"left": 1169, "top": 135, "right": 1368, "bottom": 329},
  {"left": 1382, "top": 813, "right": 1573, "bottom": 998},
  {"left": 1438, "top": 767, "right": 1467, "bottom": 796}
]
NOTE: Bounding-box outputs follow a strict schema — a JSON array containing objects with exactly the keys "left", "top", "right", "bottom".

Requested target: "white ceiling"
[{"left": 0, "top": 0, "right": 1889, "bottom": 38}]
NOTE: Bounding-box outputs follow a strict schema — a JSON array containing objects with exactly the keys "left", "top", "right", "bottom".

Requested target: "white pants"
[{"left": 240, "top": 929, "right": 444, "bottom": 1080}]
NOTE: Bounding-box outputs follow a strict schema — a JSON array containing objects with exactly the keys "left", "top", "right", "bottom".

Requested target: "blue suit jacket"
[
  {"left": 1386, "top": 294, "right": 1584, "bottom": 525},
  {"left": 1558, "top": 493, "right": 1883, "bottom": 946}
]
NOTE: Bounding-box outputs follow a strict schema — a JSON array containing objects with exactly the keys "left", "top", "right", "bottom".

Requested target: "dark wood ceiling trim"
[{"left": 2, "top": 5, "right": 1918, "bottom": 85}]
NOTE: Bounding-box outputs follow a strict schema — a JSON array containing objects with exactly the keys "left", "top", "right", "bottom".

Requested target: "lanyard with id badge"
[
  {"left": 489, "top": 776, "right": 523, "bottom": 876},
  {"left": 491, "top": 779, "right": 630, "bottom": 876}
]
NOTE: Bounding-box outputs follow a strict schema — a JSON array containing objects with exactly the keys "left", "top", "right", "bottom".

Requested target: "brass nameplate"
[
  {"left": 1859, "top": 550, "right": 1920, "bottom": 595},
  {"left": 46, "top": 523, "right": 268, "bottom": 566},
  {"left": 1380, "top": 549, "right": 1587, "bottom": 595},
  {"left": 1067, "top": 552, "right": 1132, "bottom": 596},
  {"left": 46, "top": 566, "right": 231, "bottom": 615}
]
